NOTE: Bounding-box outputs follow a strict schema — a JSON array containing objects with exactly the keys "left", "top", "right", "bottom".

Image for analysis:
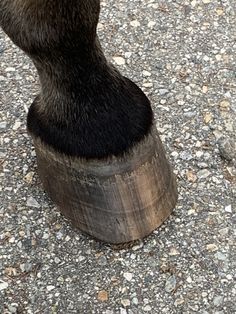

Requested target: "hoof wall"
[{"left": 32, "top": 127, "right": 178, "bottom": 243}]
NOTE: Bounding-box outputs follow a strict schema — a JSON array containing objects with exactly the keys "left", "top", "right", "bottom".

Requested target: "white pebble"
[
  {"left": 112, "top": 56, "right": 125, "bottom": 65},
  {"left": 142, "top": 70, "right": 151, "bottom": 77},
  {"left": 225, "top": 205, "right": 232, "bottom": 213},
  {"left": 5, "top": 67, "right": 15, "bottom": 72},
  {"left": 148, "top": 21, "right": 156, "bottom": 28},
  {"left": 143, "top": 82, "right": 153, "bottom": 88},
  {"left": 123, "top": 272, "right": 133, "bottom": 281},
  {"left": 143, "top": 305, "right": 152, "bottom": 312},
  {"left": 0, "top": 281, "right": 8, "bottom": 291},
  {"left": 46, "top": 285, "right": 55, "bottom": 291},
  {"left": 130, "top": 20, "right": 140, "bottom": 27},
  {"left": 12, "top": 121, "right": 21, "bottom": 131}
]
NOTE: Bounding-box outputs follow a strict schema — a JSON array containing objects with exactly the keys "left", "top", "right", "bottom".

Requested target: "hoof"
[{"left": 32, "top": 127, "right": 177, "bottom": 243}]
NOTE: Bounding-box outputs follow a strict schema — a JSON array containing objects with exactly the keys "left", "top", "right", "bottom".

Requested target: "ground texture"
[{"left": 0, "top": 0, "right": 236, "bottom": 313}]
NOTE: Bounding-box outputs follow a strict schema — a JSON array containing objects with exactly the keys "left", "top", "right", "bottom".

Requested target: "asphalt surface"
[{"left": 0, "top": 0, "right": 236, "bottom": 313}]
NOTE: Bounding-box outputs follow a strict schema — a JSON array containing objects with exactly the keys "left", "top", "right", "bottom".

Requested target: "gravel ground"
[{"left": 1, "top": 0, "right": 236, "bottom": 313}]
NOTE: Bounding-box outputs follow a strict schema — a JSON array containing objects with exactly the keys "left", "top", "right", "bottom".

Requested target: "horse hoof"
[{"left": 32, "top": 126, "right": 178, "bottom": 243}]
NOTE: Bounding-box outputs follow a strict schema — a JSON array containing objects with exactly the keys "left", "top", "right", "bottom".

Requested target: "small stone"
[
  {"left": 206, "top": 244, "right": 218, "bottom": 252},
  {"left": 0, "top": 121, "right": 7, "bottom": 130},
  {"left": 213, "top": 130, "right": 223, "bottom": 140},
  {"left": 225, "top": 205, "right": 232, "bottom": 213},
  {"left": 180, "top": 151, "right": 192, "bottom": 161},
  {"left": 215, "top": 252, "right": 227, "bottom": 261},
  {"left": 55, "top": 224, "right": 62, "bottom": 230},
  {"left": 202, "top": 0, "right": 211, "bottom": 3},
  {"left": 20, "top": 263, "right": 32, "bottom": 273},
  {"left": 24, "top": 172, "right": 34, "bottom": 184},
  {"left": 203, "top": 55, "right": 210, "bottom": 62},
  {"left": 132, "top": 297, "right": 139, "bottom": 305},
  {"left": 216, "top": 8, "right": 224, "bottom": 16},
  {"left": 186, "top": 170, "right": 197, "bottom": 183},
  {"left": 4, "top": 267, "right": 17, "bottom": 277},
  {"left": 218, "top": 138, "right": 235, "bottom": 161},
  {"left": 224, "top": 120, "right": 234, "bottom": 132},
  {"left": 97, "top": 23, "right": 104, "bottom": 30},
  {"left": 131, "top": 242, "right": 143, "bottom": 251},
  {"left": 226, "top": 274, "right": 233, "bottom": 280},
  {"left": 188, "top": 208, "right": 196, "bottom": 215},
  {"left": 219, "top": 100, "right": 230, "bottom": 111},
  {"left": 97, "top": 255, "right": 107, "bottom": 266},
  {"left": 159, "top": 88, "right": 169, "bottom": 95},
  {"left": 197, "top": 169, "right": 211, "bottom": 179},
  {"left": 0, "top": 151, "right": 6, "bottom": 158},
  {"left": 213, "top": 295, "right": 224, "bottom": 307},
  {"left": 54, "top": 257, "right": 60, "bottom": 264},
  {"left": 47, "top": 285, "right": 55, "bottom": 291},
  {"left": 165, "top": 275, "right": 177, "bottom": 293},
  {"left": 121, "top": 299, "right": 130, "bottom": 307},
  {"left": 123, "top": 272, "right": 133, "bottom": 281},
  {"left": 65, "top": 235, "right": 71, "bottom": 241},
  {"left": 8, "top": 304, "right": 18, "bottom": 313},
  {"left": 184, "top": 111, "right": 196, "bottom": 118},
  {"left": 142, "top": 70, "right": 151, "bottom": 77},
  {"left": 130, "top": 20, "right": 140, "bottom": 27},
  {"left": 24, "top": 263, "right": 32, "bottom": 272},
  {"left": 204, "top": 112, "right": 213, "bottom": 124},
  {"left": 124, "top": 52, "right": 132, "bottom": 58},
  {"left": 197, "top": 162, "right": 208, "bottom": 169},
  {"left": 26, "top": 197, "right": 40, "bottom": 208},
  {"left": 143, "top": 82, "right": 153, "bottom": 88},
  {"left": 202, "top": 85, "right": 208, "bottom": 93},
  {"left": 148, "top": 21, "right": 156, "bottom": 28},
  {"left": 78, "top": 256, "right": 85, "bottom": 262},
  {"left": 113, "top": 56, "right": 125, "bottom": 65},
  {"left": 0, "top": 281, "right": 8, "bottom": 290},
  {"left": 143, "top": 305, "right": 152, "bottom": 312},
  {"left": 174, "top": 298, "right": 185, "bottom": 306},
  {"left": 196, "top": 151, "right": 204, "bottom": 158},
  {"left": 171, "top": 151, "right": 179, "bottom": 158},
  {"left": 169, "top": 247, "right": 180, "bottom": 256},
  {"left": 56, "top": 232, "right": 63, "bottom": 240},
  {"left": 12, "top": 121, "right": 21, "bottom": 131},
  {"left": 97, "top": 290, "right": 109, "bottom": 302},
  {"left": 42, "top": 233, "right": 50, "bottom": 239},
  {"left": 5, "top": 67, "right": 15, "bottom": 72},
  {"left": 186, "top": 276, "right": 192, "bottom": 283}
]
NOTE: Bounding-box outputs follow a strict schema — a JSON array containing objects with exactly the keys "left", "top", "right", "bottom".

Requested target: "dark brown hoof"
[{"left": 32, "top": 126, "right": 177, "bottom": 244}]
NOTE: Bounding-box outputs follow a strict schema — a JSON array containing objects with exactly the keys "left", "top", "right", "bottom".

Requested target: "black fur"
[{"left": 0, "top": 0, "right": 153, "bottom": 159}]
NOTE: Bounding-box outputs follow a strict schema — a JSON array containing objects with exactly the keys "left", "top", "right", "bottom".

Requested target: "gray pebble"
[
  {"left": 26, "top": 196, "right": 40, "bottom": 208},
  {"left": 97, "top": 255, "right": 107, "bottom": 266},
  {"left": 0, "top": 121, "right": 7, "bottom": 130},
  {"left": 215, "top": 252, "right": 228, "bottom": 261},
  {"left": 180, "top": 151, "right": 193, "bottom": 161},
  {"left": 159, "top": 88, "right": 169, "bottom": 96},
  {"left": 7, "top": 304, "right": 18, "bottom": 314},
  {"left": 213, "top": 295, "right": 224, "bottom": 307},
  {"left": 165, "top": 275, "right": 177, "bottom": 293},
  {"left": 197, "top": 169, "right": 211, "bottom": 179},
  {"left": 218, "top": 138, "right": 236, "bottom": 161}
]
